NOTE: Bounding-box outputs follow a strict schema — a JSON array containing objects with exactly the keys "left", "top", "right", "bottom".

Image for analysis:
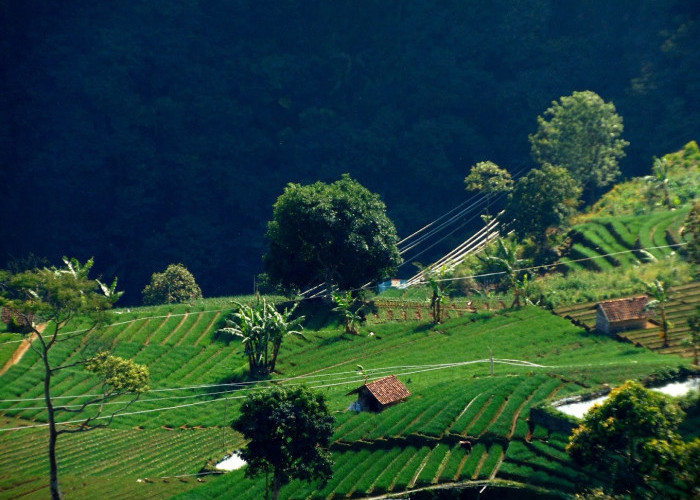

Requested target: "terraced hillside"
[
  {"left": 0, "top": 300, "right": 696, "bottom": 499},
  {"left": 558, "top": 207, "right": 691, "bottom": 272},
  {"left": 554, "top": 281, "right": 700, "bottom": 358}
]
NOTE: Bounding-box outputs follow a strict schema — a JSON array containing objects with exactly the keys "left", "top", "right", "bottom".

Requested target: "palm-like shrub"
[
  {"left": 142, "top": 264, "right": 202, "bottom": 305},
  {"left": 218, "top": 299, "right": 305, "bottom": 377}
]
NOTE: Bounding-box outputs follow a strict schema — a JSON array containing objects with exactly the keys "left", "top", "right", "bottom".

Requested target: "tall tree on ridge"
[
  {"left": 529, "top": 90, "right": 629, "bottom": 204},
  {"left": 464, "top": 161, "right": 513, "bottom": 222}
]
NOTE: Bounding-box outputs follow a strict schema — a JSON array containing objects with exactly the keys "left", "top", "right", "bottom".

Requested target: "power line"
[{"left": 0, "top": 358, "right": 547, "bottom": 430}]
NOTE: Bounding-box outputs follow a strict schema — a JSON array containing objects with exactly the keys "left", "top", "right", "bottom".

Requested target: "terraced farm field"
[
  {"left": 558, "top": 207, "right": 691, "bottom": 272},
  {"left": 554, "top": 281, "right": 700, "bottom": 358},
  {"left": 1, "top": 297, "right": 696, "bottom": 499}
]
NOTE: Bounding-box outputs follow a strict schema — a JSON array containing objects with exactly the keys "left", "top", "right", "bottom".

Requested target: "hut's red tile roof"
[
  {"left": 363, "top": 375, "right": 411, "bottom": 405},
  {"left": 598, "top": 296, "right": 650, "bottom": 322}
]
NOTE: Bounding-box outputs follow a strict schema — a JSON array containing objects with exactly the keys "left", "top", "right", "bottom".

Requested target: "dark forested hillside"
[{"left": 1, "top": 0, "right": 698, "bottom": 303}]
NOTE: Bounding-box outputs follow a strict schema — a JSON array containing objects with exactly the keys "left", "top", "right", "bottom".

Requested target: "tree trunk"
[
  {"left": 269, "top": 341, "right": 281, "bottom": 374},
  {"left": 661, "top": 309, "right": 669, "bottom": 347},
  {"left": 271, "top": 477, "right": 282, "bottom": 500},
  {"left": 43, "top": 353, "right": 62, "bottom": 500}
]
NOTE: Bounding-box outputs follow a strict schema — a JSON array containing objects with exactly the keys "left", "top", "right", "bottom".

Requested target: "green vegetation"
[
  {"left": 464, "top": 160, "right": 513, "bottom": 220},
  {"left": 0, "top": 258, "right": 149, "bottom": 500},
  {"left": 567, "top": 381, "right": 698, "bottom": 498},
  {"left": 264, "top": 174, "right": 401, "bottom": 293},
  {"left": 583, "top": 141, "right": 700, "bottom": 219},
  {"left": 234, "top": 385, "right": 334, "bottom": 500},
  {"left": 529, "top": 90, "right": 629, "bottom": 204},
  {"left": 1, "top": 136, "right": 698, "bottom": 499},
  {"left": 217, "top": 299, "right": 305, "bottom": 377},
  {"left": 1, "top": 291, "right": 696, "bottom": 499},
  {"left": 142, "top": 264, "right": 203, "bottom": 305},
  {"left": 506, "top": 163, "right": 581, "bottom": 251}
]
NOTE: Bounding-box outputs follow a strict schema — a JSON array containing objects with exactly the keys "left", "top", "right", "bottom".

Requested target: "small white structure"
[
  {"left": 216, "top": 453, "right": 246, "bottom": 471},
  {"left": 556, "top": 378, "right": 699, "bottom": 418}
]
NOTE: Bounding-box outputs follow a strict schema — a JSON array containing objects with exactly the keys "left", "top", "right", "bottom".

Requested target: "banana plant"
[
  {"left": 332, "top": 290, "right": 363, "bottom": 334},
  {"left": 477, "top": 238, "right": 528, "bottom": 308},
  {"left": 219, "top": 299, "right": 305, "bottom": 376}
]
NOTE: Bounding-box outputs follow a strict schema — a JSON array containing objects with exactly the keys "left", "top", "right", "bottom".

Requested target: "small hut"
[
  {"left": 595, "top": 296, "right": 650, "bottom": 334},
  {"left": 347, "top": 375, "right": 411, "bottom": 412}
]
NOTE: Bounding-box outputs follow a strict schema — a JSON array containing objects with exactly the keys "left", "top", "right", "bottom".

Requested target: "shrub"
[{"left": 142, "top": 264, "right": 202, "bottom": 305}]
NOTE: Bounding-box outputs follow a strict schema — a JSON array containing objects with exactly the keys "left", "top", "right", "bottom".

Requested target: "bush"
[{"left": 142, "top": 264, "right": 202, "bottom": 305}]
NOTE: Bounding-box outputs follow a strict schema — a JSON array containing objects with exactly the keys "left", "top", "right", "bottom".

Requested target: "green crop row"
[
  {"left": 345, "top": 446, "right": 404, "bottom": 496},
  {"left": 477, "top": 443, "right": 503, "bottom": 479},
  {"left": 185, "top": 311, "right": 223, "bottom": 347},
  {"left": 602, "top": 218, "right": 637, "bottom": 247},
  {"left": 485, "top": 375, "right": 550, "bottom": 438},
  {"left": 569, "top": 243, "right": 614, "bottom": 271},
  {"left": 414, "top": 443, "right": 450, "bottom": 487},
  {"left": 130, "top": 316, "right": 171, "bottom": 345},
  {"left": 499, "top": 461, "right": 576, "bottom": 491},
  {"left": 463, "top": 377, "right": 525, "bottom": 437},
  {"left": 177, "top": 347, "right": 234, "bottom": 385},
  {"left": 392, "top": 445, "right": 431, "bottom": 490},
  {"left": 114, "top": 318, "right": 150, "bottom": 344},
  {"left": 437, "top": 444, "right": 468, "bottom": 482},
  {"left": 154, "top": 314, "right": 191, "bottom": 345},
  {"left": 459, "top": 442, "right": 488, "bottom": 480}
]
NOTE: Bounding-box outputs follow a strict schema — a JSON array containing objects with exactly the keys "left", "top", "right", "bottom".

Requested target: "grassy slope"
[{"left": 2, "top": 296, "right": 693, "bottom": 499}]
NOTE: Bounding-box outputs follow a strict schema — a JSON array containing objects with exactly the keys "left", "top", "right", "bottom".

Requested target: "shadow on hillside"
[
  {"left": 205, "top": 368, "right": 272, "bottom": 399},
  {"left": 212, "top": 329, "right": 242, "bottom": 346},
  {"left": 318, "top": 333, "right": 354, "bottom": 347},
  {"left": 411, "top": 323, "right": 434, "bottom": 334}
]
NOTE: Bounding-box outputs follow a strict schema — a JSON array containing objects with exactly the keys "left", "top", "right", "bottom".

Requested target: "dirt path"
[{"left": 0, "top": 324, "right": 45, "bottom": 376}]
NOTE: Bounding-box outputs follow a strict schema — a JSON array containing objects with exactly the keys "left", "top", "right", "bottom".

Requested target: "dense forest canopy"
[{"left": 1, "top": 0, "right": 698, "bottom": 304}]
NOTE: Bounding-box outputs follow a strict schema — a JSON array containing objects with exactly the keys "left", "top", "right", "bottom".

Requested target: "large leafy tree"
[
  {"left": 505, "top": 163, "right": 581, "bottom": 249},
  {"left": 0, "top": 258, "right": 150, "bottom": 500},
  {"left": 264, "top": 174, "right": 402, "bottom": 293},
  {"left": 234, "top": 385, "right": 334, "bottom": 500},
  {"left": 529, "top": 90, "right": 629, "bottom": 203},
  {"left": 567, "top": 380, "right": 696, "bottom": 498}
]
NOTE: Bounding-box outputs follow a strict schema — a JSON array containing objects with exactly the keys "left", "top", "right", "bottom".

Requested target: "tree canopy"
[
  {"left": 233, "top": 385, "right": 334, "bottom": 500},
  {"left": 2, "top": 1, "right": 697, "bottom": 302},
  {"left": 142, "top": 263, "right": 202, "bottom": 305},
  {"left": 264, "top": 174, "right": 401, "bottom": 293},
  {"left": 464, "top": 161, "right": 513, "bottom": 219},
  {"left": 217, "top": 299, "right": 305, "bottom": 377},
  {"left": 505, "top": 163, "right": 581, "bottom": 248},
  {"left": 567, "top": 380, "right": 697, "bottom": 498},
  {"left": 0, "top": 258, "right": 149, "bottom": 500},
  {"left": 529, "top": 90, "right": 629, "bottom": 202}
]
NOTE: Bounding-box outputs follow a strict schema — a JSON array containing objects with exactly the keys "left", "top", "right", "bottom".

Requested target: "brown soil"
[{"left": 0, "top": 324, "right": 46, "bottom": 376}]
